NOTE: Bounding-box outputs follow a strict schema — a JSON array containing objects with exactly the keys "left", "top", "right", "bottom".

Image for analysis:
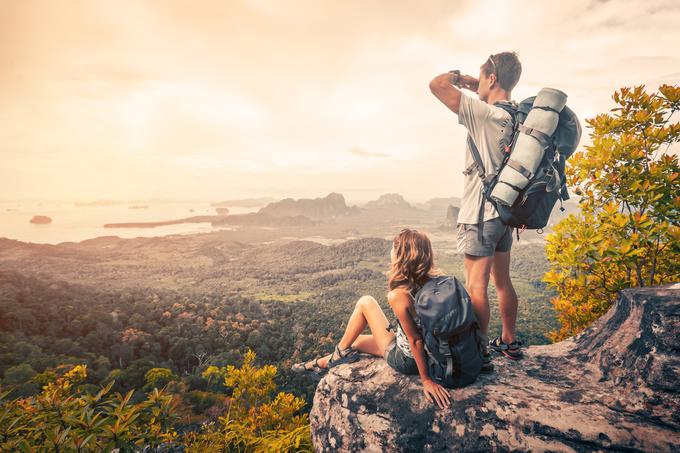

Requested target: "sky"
[{"left": 2, "top": 0, "right": 679, "bottom": 204}]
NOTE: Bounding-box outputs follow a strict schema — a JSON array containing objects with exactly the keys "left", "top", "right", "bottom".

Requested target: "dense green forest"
[{"left": 0, "top": 238, "right": 555, "bottom": 407}]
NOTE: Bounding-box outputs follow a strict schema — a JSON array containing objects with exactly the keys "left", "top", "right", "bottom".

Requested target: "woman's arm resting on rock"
[{"left": 388, "top": 290, "right": 451, "bottom": 408}]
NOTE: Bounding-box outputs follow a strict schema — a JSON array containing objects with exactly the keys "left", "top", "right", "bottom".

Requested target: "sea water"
[{"left": 0, "top": 201, "right": 258, "bottom": 245}]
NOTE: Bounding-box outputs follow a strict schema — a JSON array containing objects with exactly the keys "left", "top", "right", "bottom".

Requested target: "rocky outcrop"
[
  {"left": 444, "top": 205, "right": 459, "bottom": 228},
  {"left": 417, "top": 197, "right": 461, "bottom": 212},
  {"left": 258, "top": 193, "right": 359, "bottom": 219},
  {"left": 310, "top": 285, "right": 680, "bottom": 452},
  {"left": 363, "top": 194, "right": 416, "bottom": 211}
]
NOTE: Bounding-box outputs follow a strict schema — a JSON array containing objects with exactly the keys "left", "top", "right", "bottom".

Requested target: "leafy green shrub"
[
  {"left": 0, "top": 364, "right": 177, "bottom": 452},
  {"left": 185, "top": 349, "right": 312, "bottom": 452},
  {"left": 1, "top": 352, "right": 313, "bottom": 452}
]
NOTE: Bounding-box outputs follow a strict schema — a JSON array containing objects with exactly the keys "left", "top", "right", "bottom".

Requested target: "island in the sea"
[{"left": 30, "top": 215, "right": 52, "bottom": 224}]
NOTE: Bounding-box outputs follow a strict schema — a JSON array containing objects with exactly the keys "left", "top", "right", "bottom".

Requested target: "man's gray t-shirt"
[{"left": 457, "top": 93, "right": 515, "bottom": 224}]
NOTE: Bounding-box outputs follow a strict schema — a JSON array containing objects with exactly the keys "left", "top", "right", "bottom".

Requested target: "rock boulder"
[{"left": 310, "top": 285, "right": 680, "bottom": 452}]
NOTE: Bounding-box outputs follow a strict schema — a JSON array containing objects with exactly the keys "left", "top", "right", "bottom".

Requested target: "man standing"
[{"left": 429, "top": 52, "right": 524, "bottom": 371}]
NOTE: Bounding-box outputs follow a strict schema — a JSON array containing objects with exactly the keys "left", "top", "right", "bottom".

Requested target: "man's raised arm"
[{"left": 429, "top": 72, "right": 479, "bottom": 115}]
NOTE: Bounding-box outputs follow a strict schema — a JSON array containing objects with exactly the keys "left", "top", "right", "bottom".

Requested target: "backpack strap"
[
  {"left": 464, "top": 135, "right": 488, "bottom": 244},
  {"left": 494, "top": 101, "right": 519, "bottom": 120},
  {"left": 518, "top": 123, "right": 552, "bottom": 150},
  {"left": 560, "top": 183, "right": 570, "bottom": 201},
  {"left": 462, "top": 102, "right": 519, "bottom": 245},
  {"left": 505, "top": 158, "right": 534, "bottom": 180},
  {"left": 546, "top": 165, "right": 562, "bottom": 193},
  {"left": 463, "top": 134, "right": 487, "bottom": 179},
  {"left": 531, "top": 105, "right": 561, "bottom": 114},
  {"left": 462, "top": 102, "right": 518, "bottom": 180},
  {"left": 439, "top": 341, "right": 454, "bottom": 383}
]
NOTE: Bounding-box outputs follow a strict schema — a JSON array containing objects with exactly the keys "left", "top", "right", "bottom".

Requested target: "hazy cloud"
[
  {"left": 1, "top": 0, "right": 678, "bottom": 203},
  {"left": 348, "top": 146, "right": 390, "bottom": 158}
]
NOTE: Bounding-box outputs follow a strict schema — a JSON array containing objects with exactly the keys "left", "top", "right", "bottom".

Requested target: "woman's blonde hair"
[{"left": 388, "top": 228, "right": 440, "bottom": 292}]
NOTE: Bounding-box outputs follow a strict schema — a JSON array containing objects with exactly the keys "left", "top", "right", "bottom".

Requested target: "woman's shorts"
[{"left": 384, "top": 339, "right": 419, "bottom": 375}]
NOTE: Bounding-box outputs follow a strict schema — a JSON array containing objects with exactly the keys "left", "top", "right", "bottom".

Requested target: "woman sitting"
[{"left": 292, "top": 228, "right": 451, "bottom": 409}]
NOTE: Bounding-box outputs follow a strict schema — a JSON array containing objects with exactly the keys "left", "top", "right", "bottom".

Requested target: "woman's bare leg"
[
  {"left": 351, "top": 334, "right": 383, "bottom": 356},
  {"left": 316, "top": 295, "right": 395, "bottom": 368}
]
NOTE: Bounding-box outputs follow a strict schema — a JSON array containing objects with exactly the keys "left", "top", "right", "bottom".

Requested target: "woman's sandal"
[
  {"left": 292, "top": 344, "right": 359, "bottom": 377},
  {"left": 291, "top": 357, "right": 328, "bottom": 377},
  {"left": 327, "top": 344, "right": 359, "bottom": 368}
]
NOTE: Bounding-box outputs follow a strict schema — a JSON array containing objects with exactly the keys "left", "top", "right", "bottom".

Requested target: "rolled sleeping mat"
[{"left": 490, "top": 88, "right": 568, "bottom": 206}]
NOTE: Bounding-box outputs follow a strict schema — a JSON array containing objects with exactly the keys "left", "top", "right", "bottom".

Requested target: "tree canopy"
[{"left": 545, "top": 84, "right": 680, "bottom": 341}]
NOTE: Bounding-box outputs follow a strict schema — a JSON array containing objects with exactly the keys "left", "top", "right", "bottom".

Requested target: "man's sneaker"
[
  {"left": 489, "top": 336, "right": 524, "bottom": 360},
  {"left": 480, "top": 347, "right": 494, "bottom": 374}
]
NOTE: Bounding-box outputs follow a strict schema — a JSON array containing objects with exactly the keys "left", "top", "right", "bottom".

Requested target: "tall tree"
[{"left": 545, "top": 84, "right": 680, "bottom": 341}]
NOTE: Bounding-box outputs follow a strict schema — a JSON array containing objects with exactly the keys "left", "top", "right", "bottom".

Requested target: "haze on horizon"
[{"left": 2, "top": 0, "right": 679, "bottom": 204}]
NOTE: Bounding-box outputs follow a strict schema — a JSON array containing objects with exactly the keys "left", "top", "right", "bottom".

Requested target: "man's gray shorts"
[{"left": 456, "top": 217, "right": 513, "bottom": 257}]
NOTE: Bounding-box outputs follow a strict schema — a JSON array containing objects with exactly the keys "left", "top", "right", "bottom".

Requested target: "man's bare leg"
[
  {"left": 490, "top": 251, "right": 518, "bottom": 344},
  {"left": 463, "top": 254, "right": 494, "bottom": 335}
]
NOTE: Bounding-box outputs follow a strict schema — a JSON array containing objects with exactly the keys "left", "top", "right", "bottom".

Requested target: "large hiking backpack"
[
  {"left": 464, "top": 94, "right": 582, "bottom": 237},
  {"left": 412, "top": 275, "right": 483, "bottom": 388}
]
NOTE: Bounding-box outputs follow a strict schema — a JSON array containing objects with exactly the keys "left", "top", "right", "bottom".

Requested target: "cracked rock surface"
[{"left": 310, "top": 285, "right": 680, "bottom": 452}]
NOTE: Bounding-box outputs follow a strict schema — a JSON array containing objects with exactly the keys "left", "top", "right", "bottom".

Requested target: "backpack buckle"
[
  {"left": 553, "top": 150, "right": 561, "bottom": 163},
  {"left": 439, "top": 342, "right": 453, "bottom": 356},
  {"left": 463, "top": 162, "right": 484, "bottom": 178}
]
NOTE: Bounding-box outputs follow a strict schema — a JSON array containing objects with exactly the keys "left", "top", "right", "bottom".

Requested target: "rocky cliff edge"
[{"left": 310, "top": 285, "right": 680, "bottom": 452}]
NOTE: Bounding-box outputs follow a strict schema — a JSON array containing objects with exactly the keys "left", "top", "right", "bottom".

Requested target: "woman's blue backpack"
[{"left": 412, "top": 275, "right": 483, "bottom": 388}]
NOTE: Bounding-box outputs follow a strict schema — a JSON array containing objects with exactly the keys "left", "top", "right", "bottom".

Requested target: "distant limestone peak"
[
  {"left": 363, "top": 193, "right": 415, "bottom": 210},
  {"left": 258, "top": 193, "right": 358, "bottom": 220}
]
